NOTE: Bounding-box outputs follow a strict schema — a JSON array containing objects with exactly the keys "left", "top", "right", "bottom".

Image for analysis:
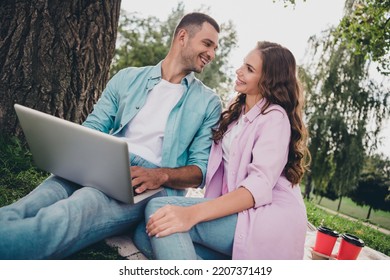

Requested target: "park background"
[
  {"left": 0, "top": 0, "right": 389, "bottom": 259},
  {"left": 122, "top": 0, "right": 390, "bottom": 158}
]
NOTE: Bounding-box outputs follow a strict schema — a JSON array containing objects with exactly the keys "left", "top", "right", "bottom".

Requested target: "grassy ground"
[
  {"left": 65, "top": 241, "right": 126, "bottom": 260},
  {"left": 313, "top": 195, "right": 390, "bottom": 230}
]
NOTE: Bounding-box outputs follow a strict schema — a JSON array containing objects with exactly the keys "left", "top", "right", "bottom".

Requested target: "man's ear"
[{"left": 176, "top": 28, "right": 188, "bottom": 46}]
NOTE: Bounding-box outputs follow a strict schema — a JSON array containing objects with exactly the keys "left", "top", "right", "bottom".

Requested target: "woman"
[{"left": 143, "top": 41, "right": 310, "bottom": 259}]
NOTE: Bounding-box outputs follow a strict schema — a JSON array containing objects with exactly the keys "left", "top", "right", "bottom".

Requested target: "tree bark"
[{"left": 0, "top": 0, "right": 121, "bottom": 137}]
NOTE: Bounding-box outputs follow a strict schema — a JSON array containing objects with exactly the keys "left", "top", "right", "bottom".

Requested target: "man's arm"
[
  {"left": 130, "top": 165, "right": 202, "bottom": 194},
  {"left": 82, "top": 70, "right": 121, "bottom": 133},
  {"left": 184, "top": 95, "right": 222, "bottom": 187}
]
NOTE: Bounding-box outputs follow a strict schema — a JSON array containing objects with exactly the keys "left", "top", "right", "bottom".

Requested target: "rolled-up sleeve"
[
  {"left": 238, "top": 110, "right": 291, "bottom": 208},
  {"left": 82, "top": 71, "right": 122, "bottom": 133}
]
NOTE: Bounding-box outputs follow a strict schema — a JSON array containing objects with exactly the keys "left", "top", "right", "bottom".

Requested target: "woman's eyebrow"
[{"left": 245, "top": 62, "right": 256, "bottom": 71}]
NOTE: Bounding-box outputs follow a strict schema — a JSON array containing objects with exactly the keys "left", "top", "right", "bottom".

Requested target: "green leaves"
[
  {"left": 301, "top": 1, "right": 390, "bottom": 202},
  {"left": 335, "top": 0, "right": 390, "bottom": 76},
  {"left": 110, "top": 11, "right": 171, "bottom": 75},
  {"left": 349, "top": 154, "right": 390, "bottom": 213},
  {"left": 110, "top": 2, "right": 238, "bottom": 102}
]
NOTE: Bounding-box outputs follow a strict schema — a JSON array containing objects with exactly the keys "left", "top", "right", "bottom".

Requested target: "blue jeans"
[
  {"left": 0, "top": 154, "right": 164, "bottom": 259},
  {"left": 133, "top": 196, "right": 237, "bottom": 260}
]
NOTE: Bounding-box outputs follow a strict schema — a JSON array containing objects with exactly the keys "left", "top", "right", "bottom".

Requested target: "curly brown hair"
[{"left": 212, "top": 41, "right": 310, "bottom": 185}]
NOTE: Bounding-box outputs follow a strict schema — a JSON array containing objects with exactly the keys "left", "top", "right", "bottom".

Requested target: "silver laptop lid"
[{"left": 14, "top": 104, "right": 134, "bottom": 204}]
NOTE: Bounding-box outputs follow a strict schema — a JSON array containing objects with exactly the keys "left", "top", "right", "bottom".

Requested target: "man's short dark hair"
[{"left": 174, "top": 12, "right": 220, "bottom": 38}]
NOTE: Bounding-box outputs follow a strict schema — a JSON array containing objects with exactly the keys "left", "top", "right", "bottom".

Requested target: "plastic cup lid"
[
  {"left": 341, "top": 233, "right": 365, "bottom": 247},
  {"left": 317, "top": 226, "right": 339, "bottom": 237}
]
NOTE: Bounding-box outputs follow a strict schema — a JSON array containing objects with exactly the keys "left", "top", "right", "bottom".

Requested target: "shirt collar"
[
  {"left": 183, "top": 72, "right": 195, "bottom": 86},
  {"left": 244, "top": 98, "right": 266, "bottom": 123},
  {"left": 148, "top": 61, "right": 195, "bottom": 89}
]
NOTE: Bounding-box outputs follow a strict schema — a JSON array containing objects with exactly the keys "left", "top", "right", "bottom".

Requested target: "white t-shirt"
[
  {"left": 121, "top": 79, "right": 184, "bottom": 166},
  {"left": 222, "top": 113, "right": 245, "bottom": 188}
]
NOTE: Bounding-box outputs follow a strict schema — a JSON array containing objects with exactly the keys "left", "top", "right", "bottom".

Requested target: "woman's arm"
[
  {"left": 146, "top": 107, "right": 290, "bottom": 238},
  {"left": 146, "top": 187, "right": 254, "bottom": 238}
]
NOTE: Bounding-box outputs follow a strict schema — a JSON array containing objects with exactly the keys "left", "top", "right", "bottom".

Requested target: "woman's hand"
[
  {"left": 146, "top": 188, "right": 255, "bottom": 238},
  {"left": 146, "top": 205, "right": 197, "bottom": 238}
]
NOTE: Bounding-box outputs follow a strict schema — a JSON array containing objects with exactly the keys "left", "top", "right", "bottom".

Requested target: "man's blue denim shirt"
[{"left": 83, "top": 61, "right": 222, "bottom": 196}]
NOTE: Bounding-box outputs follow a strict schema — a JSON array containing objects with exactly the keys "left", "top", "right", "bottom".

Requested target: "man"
[{"left": 0, "top": 12, "right": 221, "bottom": 259}]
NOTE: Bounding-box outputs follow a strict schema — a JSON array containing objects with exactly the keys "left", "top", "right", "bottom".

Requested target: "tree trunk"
[
  {"left": 304, "top": 174, "right": 312, "bottom": 199},
  {"left": 0, "top": 0, "right": 121, "bottom": 137},
  {"left": 337, "top": 195, "right": 343, "bottom": 212},
  {"left": 366, "top": 206, "right": 372, "bottom": 220}
]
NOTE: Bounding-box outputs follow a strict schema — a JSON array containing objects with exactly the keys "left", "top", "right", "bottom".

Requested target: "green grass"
[
  {"left": 1, "top": 134, "right": 389, "bottom": 259},
  {"left": 65, "top": 241, "right": 126, "bottom": 260},
  {"left": 0, "top": 135, "right": 48, "bottom": 206},
  {"left": 314, "top": 195, "right": 390, "bottom": 230}
]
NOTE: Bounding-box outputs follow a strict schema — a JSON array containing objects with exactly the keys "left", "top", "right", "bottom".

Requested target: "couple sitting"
[{"left": 0, "top": 12, "right": 309, "bottom": 260}]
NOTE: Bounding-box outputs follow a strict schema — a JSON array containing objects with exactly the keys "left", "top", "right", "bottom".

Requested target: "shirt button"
[{"left": 244, "top": 117, "right": 248, "bottom": 122}]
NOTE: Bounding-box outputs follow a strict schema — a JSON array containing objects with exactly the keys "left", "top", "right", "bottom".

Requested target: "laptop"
[{"left": 14, "top": 104, "right": 162, "bottom": 204}]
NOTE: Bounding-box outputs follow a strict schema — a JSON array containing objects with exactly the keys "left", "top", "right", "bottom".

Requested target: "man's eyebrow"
[{"left": 203, "top": 39, "right": 218, "bottom": 49}]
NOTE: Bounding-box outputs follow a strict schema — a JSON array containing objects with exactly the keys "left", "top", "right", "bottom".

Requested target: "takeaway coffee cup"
[
  {"left": 313, "top": 226, "right": 339, "bottom": 256},
  {"left": 336, "top": 233, "right": 365, "bottom": 260}
]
